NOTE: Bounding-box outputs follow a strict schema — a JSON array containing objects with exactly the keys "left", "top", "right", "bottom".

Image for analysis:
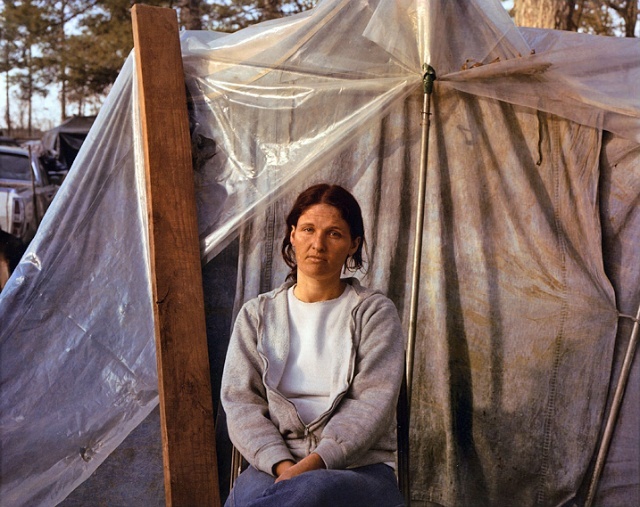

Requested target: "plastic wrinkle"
[
  {"left": 619, "top": 313, "right": 640, "bottom": 325},
  {"left": 20, "top": 252, "right": 42, "bottom": 271}
]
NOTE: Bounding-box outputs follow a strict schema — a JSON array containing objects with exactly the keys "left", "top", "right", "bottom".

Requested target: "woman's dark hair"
[{"left": 281, "top": 184, "right": 366, "bottom": 281}]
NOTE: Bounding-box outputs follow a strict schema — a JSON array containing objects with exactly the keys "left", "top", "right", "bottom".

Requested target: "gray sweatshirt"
[{"left": 221, "top": 277, "right": 405, "bottom": 476}]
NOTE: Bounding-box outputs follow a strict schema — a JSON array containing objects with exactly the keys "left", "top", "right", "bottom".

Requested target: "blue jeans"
[{"left": 225, "top": 463, "right": 405, "bottom": 507}]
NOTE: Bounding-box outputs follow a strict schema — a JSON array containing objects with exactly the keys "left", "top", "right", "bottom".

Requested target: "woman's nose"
[{"left": 312, "top": 233, "right": 326, "bottom": 251}]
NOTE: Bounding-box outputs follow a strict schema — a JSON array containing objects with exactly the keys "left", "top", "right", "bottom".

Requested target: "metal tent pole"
[
  {"left": 406, "top": 64, "right": 436, "bottom": 408},
  {"left": 584, "top": 302, "right": 640, "bottom": 507},
  {"left": 398, "top": 64, "right": 436, "bottom": 507}
]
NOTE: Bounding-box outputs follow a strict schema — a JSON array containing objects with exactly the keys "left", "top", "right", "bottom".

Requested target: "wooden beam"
[{"left": 131, "top": 5, "right": 220, "bottom": 506}]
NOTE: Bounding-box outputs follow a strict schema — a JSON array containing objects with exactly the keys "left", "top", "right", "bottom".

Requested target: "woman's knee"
[
  {"left": 286, "top": 465, "right": 403, "bottom": 507},
  {"left": 227, "top": 466, "right": 275, "bottom": 506}
]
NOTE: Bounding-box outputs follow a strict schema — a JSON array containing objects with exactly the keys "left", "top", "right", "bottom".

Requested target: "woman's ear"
[
  {"left": 290, "top": 225, "right": 296, "bottom": 247},
  {"left": 350, "top": 237, "right": 361, "bottom": 255}
]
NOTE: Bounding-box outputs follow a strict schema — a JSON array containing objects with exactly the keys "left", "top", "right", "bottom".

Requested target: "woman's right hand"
[
  {"left": 274, "top": 453, "right": 325, "bottom": 483},
  {"left": 274, "top": 459, "right": 296, "bottom": 478}
]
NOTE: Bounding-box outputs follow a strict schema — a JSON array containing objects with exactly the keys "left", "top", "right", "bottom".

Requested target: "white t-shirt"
[{"left": 278, "top": 284, "right": 356, "bottom": 425}]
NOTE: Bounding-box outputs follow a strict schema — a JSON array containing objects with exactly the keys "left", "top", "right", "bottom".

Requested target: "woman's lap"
[{"left": 225, "top": 463, "right": 405, "bottom": 507}]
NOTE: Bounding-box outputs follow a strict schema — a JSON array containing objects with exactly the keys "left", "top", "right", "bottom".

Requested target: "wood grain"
[{"left": 132, "top": 5, "right": 220, "bottom": 506}]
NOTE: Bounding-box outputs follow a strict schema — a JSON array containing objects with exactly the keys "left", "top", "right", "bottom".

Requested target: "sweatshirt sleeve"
[
  {"left": 314, "top": 294, "right": 405, "bottom": 469},
  {"left": 221, "top": 301, "right": 294, "bottom": 475}
]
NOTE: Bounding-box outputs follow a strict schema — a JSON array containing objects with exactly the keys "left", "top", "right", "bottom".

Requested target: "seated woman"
[{"left": 221, "top": 183, "right": 405, "bottom": 507}]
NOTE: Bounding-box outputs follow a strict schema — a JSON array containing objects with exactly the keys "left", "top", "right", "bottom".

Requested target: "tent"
[
  {"left": 1, "top": 0, "right": 638, "bottom": 505},
  {"left": 40, "top": 115, "right": 97, "bottom": 171}
]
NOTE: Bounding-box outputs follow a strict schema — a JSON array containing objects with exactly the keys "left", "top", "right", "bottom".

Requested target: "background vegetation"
[{"left": 0, "top": 0, "right": 637, "bottom": 136}]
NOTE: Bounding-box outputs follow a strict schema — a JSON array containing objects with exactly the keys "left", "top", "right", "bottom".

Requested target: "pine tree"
[{"left": 1, "top": 0, "right": 51, "bottom": 135}]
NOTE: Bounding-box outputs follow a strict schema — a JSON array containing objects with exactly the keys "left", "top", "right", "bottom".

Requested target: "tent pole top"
[{"left": 423, "top": 64, "right": 436, "bottom": 95}]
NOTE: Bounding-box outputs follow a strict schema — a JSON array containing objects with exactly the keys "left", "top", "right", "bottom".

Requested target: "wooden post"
[{"left": 131, "top": 5, "right": 220, "bottom": 506}]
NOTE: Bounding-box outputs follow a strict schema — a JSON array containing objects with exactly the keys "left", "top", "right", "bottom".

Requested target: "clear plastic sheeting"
[
  {"left": 0, "top": 0, "right": 639, "bottom": 506},
  {"left": 0, "top": 57, "right": 157, "bottom": 506},
  {"left": 443, "top": 28, "right": 640, "bottom": 143},
  {"left": 184, "top": 0, "right": 639, "bottom": 264},
  {"left": 182, "top": 0, "right": 418, "bottom": 263}
]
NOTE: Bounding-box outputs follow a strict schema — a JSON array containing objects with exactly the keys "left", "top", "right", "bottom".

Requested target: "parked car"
[
  {"left": 0, "top": 136, "right": 20, "bottom": 147},
  {"left": 0, "top": 145, "right": 59, "bottom": 244}
]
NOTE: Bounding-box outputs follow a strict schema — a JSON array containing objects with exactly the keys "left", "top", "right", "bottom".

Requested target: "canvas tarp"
[
  {"left": 40, "top": 115, "right": 97, "bottom": 170},
  {"left": 0, "top": 0, "right": 638, "bottom": 505}
]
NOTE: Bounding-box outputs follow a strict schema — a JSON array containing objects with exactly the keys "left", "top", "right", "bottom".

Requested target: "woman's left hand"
[{"left": 274, "top": 453, "right": 326, "bottom": 483}]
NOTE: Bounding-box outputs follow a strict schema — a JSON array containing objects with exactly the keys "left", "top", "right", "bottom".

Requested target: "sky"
[{"left": 0, "top": 77, "right": 98, "bottom": 135}]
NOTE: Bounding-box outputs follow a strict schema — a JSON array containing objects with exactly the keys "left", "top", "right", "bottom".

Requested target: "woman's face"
[{"left": 290, "top": 203, "right": 361, "bottom": 285}]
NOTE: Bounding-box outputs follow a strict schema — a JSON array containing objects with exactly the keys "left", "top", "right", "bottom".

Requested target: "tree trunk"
[
  {"left": 614, "top": 0, "right": 639, "bottom": 37},
  {"left": 514, "top": 0, "right": 577, "bottom": 30},
  {"left": 58, "top": 9, "right": 67, "bottom": 122},
  {"left": 261, "top": 0, "right": 283, "bottom": 19},
  {"left": 4, "top": 55, "right": 11, "bottom": 136},
  {"left": 26, "top": 47, "right": 32, "bottom": 137},
  {"left": 179, "top": 0, "right": 203, "bottom": 30},
  {"left": 61, "top": 78, "right": 67, "bottom": 121}
]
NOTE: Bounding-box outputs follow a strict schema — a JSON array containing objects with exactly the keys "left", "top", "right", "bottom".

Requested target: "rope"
[{"left": 618, "top": 312, "right": 640, "bottom": 324}]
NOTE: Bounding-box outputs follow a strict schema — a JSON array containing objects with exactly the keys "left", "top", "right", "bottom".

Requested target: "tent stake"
[
  {"left": 398, "top": 64, "right": 436, "bottom": 506},
  {"left": 584, "top": 302, "right": 640, "bottom": 507}
]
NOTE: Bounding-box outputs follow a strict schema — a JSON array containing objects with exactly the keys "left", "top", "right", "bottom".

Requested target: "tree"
[
  {"left": 0, "top": 13, "right": 17, "bottom": 135},
  {"left": 512, "top": 0, "right": 639, "bottom": 36},
  {"left": 36, "top": 0, "right": 103, "bottom": 122},
  {"left": 616, "top": 0, "right": 639, "bottom": 37},
  {"left": 1, "top": 0, "right": 52, "bottom": 135},
  {"left": 203, "top": 0, "right": 316, "bottom": 32},
  {"left": 590, "top": 1, "right": 638, "bottom": 37},
  {"left": 178, "top": 0, "right": 205, "bottom": 30},
  {"left": 513, "top": 0, "right": 576, "bottom": 30},
  {"left": 67, "top": 0, "right": 168, "bottom": 118}
]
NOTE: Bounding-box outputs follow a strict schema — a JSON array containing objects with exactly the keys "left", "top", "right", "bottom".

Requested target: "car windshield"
[{"left": 0, "top": 152, "right": 32, "bottom": 180}]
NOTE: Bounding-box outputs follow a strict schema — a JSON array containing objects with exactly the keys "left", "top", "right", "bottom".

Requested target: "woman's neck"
[{"left": 293, "top": 274, "right": 346, "bottom": 303}]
